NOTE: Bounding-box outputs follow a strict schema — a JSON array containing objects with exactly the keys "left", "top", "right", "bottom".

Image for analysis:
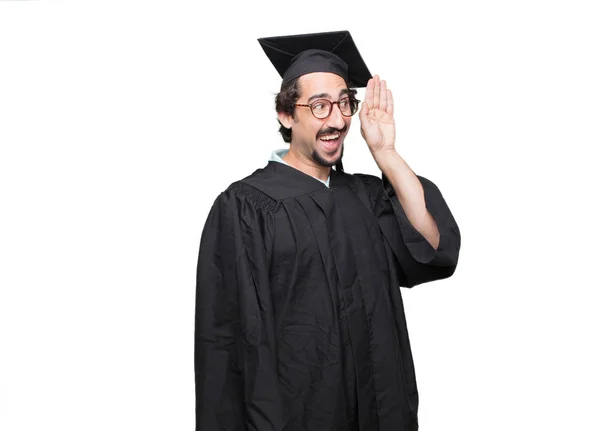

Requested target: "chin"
[{"left": 312, "top": 142, "right": 344, "bottom": 168}]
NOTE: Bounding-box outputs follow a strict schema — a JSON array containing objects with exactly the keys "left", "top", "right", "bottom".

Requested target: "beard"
[
  {"left": 311, "top": 143, "right": 344, "bottom": 168},
  {"left": 311, "top": 124, "right": 347, "bottom": 168}
]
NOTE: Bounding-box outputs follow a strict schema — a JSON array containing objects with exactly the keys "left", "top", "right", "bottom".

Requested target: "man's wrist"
[{"left": 372, "top": 148, "right": 401, "bottom": 172}]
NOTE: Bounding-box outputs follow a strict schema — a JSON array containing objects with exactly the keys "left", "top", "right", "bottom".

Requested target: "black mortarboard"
[{"left": 258, "top": 30, "right": 372, "bottom": 88}]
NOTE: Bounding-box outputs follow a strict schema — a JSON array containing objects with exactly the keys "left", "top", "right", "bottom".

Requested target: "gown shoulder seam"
[{"left": 227, "top": 181, "right": 278, "bottom": 213}]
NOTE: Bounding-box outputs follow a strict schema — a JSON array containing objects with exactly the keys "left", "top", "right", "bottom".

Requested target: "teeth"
[{"left": 320, "top": 134, "right": 340, "bottom": 141}]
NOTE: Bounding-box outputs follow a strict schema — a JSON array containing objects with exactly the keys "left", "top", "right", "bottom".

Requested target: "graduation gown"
[{"left": 195, "top": 161, "right": 461, "bottom": 431}]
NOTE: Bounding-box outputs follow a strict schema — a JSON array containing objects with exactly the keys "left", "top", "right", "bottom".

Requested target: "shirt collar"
[{"left": 269, "top": 148, "right": 330, "bottom": 188}]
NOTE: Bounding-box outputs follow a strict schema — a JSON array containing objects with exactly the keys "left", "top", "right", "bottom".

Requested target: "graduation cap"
[{"left": 258, "top": 30, "right": 372, "bottom": 88}]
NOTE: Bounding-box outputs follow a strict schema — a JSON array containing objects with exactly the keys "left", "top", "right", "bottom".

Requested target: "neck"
[{"left": 282, "top": 146, "right": 331, "bottom": 182}]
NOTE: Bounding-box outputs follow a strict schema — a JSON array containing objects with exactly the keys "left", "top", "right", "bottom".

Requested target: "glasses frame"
[{"left": 295, "top": 97, "right": 361, "bottom": 119}]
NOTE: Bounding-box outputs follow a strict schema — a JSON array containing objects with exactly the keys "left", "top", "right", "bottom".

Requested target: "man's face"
[{"left": 284, "top": 72, "right": 352, "bottom": 168}]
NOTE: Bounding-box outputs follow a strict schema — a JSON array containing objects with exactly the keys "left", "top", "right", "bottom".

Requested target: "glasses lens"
[
  {"left": 339, "top": 98, "right": 359, "bottom": 117},
  {"left": 339, "top": 98, "right": 352, "bottom": 116},
  {"left": 340, "top": 97, "right": 358, "bottom": 117},
  {"left": 311, "top": 100, "right": 332, "bottom": 119}
]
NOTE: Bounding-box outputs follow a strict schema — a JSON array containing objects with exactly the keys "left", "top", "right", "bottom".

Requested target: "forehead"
[{"left": 298, "top": 72, "right": 347, "bottom": 98}]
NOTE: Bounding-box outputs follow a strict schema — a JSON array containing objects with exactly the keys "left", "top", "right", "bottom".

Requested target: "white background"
[{"left": 1, "top": 0, "right": 599, "bottom": 430}]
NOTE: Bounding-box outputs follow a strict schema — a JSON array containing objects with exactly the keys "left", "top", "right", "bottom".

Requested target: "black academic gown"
[{"left": 195, "top": 161, "right": 461, "bottom": 431}]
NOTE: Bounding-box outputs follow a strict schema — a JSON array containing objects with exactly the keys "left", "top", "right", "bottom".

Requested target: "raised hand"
[{"left": 359, "top": 75, "right": 396, "bottom": 154}]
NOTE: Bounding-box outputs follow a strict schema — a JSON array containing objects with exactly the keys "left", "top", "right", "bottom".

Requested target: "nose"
[{"left": 326, "top": 102, "right": 346, "bottom": 130}]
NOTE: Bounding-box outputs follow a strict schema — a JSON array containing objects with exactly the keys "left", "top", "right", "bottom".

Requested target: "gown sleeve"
[
  {"left": 358, "top": 173, "right": 461, "bottom": 288},
  {"left": 194, "top": 183, "right": 278, "bottom": 430}
]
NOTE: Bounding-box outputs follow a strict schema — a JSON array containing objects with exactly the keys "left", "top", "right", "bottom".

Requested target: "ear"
[{"left": 277, "top": 111, "right": 294, "bottom": 130}]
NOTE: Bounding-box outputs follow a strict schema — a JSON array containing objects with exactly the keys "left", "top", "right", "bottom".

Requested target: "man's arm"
[
  {"left": 372, "top": 149, "right": 440, "bottom": 249},
  {"left": 358, "top": 74, "right": 440, "bottom": 249}
]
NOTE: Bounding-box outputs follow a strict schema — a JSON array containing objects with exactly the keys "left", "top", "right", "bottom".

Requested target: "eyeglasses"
[{"left": 295, "top": 97, "right": 360, "bottom": 119}]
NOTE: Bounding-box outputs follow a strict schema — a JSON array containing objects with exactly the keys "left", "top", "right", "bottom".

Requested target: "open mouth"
[{"left": 318, "top": 132, "right": 341, "bottom": 151}]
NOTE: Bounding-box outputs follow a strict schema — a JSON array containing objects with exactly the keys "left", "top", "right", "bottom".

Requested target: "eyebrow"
[{"left": 307, "top": 88, "right": 350, "bottom": 103}]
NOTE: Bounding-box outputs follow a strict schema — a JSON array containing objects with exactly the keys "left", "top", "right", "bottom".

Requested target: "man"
[{"left": 195, "top": 30, "right": 461, "bottom": 431}]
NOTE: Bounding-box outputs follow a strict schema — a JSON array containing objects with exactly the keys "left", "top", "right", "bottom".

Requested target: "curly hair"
[
  {"left": 274, "top": 77, "right": 358, "bottom": 144},
  {"left": 274, "top": 78, "right": 302, "bottom": 143}
]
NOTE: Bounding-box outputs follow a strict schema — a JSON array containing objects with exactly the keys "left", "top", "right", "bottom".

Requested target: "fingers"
[
  {"left": 365, "top": 75, "right": 393, "bottom": 116},
  {"left": 379, "top": 79, "right": 387, "bottom": 113},
  {"left": 373, "top": 75, "right": 380, "bottom": 110}
]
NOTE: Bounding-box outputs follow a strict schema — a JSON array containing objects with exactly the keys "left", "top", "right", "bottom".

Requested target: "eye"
[
  {"left": 311, "top": 101, "right": 329, "bottom": 112},
  {"left": 339, "top": 98, "right": 349, "bottom": 108}
]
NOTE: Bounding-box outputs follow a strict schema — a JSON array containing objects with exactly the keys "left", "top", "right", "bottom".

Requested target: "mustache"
[{"left": 317, "top": 126, "right": 347, "bottom": 138}]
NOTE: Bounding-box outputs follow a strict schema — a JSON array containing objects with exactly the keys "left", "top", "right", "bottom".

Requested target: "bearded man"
[{"left": 195, "top": 30, "right": 461, "bottom": 431}]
